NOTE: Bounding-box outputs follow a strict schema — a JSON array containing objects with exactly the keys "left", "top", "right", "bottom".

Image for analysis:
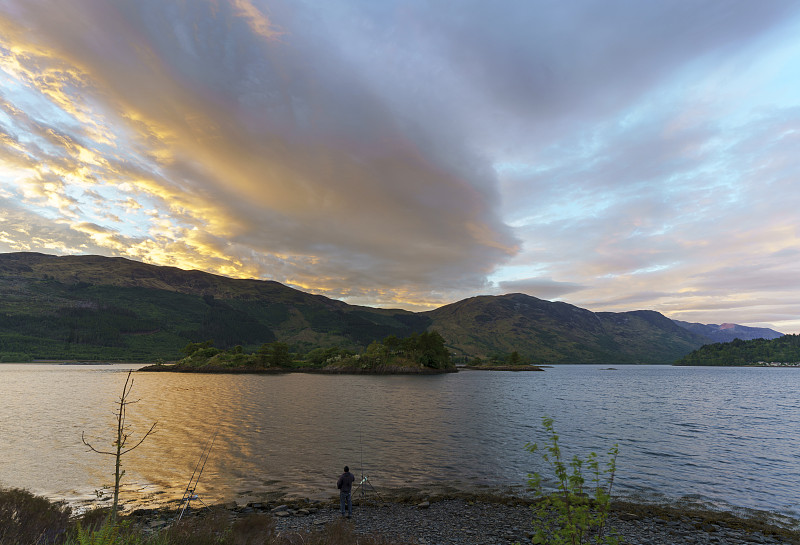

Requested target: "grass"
[{"left": 0, "top": 488, "right": 412, "bottom": 545}]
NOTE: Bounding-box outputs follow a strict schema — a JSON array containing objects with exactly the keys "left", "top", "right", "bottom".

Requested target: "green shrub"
[
  {"left": 71, "top": 520, "right": 121, "bottom": 545},
  {"left": 0, "top": 487, "right": 72, "bottom": 545},
  {"left": 161, "top": 508, "right": 231, "bottom": 545},
  {"left": 525, "top": 417, "right": 619, "bottom": 545},
  {"left": 229, "top": 514, "right": 275, "bottom": 545}
]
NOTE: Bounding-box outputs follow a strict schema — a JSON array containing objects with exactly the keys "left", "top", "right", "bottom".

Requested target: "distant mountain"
[
  {"left": 0, "top": 252, "right": 710, "bottom": 363},
  {"left": 425, "top": 293, "right": 708, "bottom": 364},
  {"left": 672, "top": 320, "right": 784, "bottom": 343}
]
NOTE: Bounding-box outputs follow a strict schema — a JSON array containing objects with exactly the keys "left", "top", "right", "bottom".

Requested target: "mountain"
[
  {"left": 672, "top": 320, "right": 783, "bottom": 343},
  {"left": 1, "top": 252, "right": 707, "bottom": 363},
  {"left": 0, "top": 252, "right": 430, "bottom": 361},
  {"left": 424, "top": 293, "right": 708, "bottom": 364}
]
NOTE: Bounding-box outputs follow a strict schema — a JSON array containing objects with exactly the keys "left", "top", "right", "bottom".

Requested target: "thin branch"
[
  {"left": 120, "top": 421, "right": 158, "bottom": 455},
  {"left": 80, "top": 369, "right": 157, "bottom": 520},
  {"left": 82, "top": 431, "right": 116, "bottom": 456}
]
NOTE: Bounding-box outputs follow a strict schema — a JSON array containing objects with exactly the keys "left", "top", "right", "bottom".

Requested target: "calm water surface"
[{"left": 0, "top": 364, "right": 798, "bottom": 517}]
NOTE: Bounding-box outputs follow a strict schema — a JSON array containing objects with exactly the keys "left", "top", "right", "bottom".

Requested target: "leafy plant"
[
  {"left": 525, "top": 417, "right": 619, "bottom": 545},
  {"left": 73, "top": 520, "right": 121, "bottom": 545},
  {"left": 0, "top": 487, "right": 71, "bottom": 545}
]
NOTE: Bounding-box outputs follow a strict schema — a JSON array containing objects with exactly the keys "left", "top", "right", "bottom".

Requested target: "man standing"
[{"left": 337, "top": 465, "right": 355, "bottom": 518}]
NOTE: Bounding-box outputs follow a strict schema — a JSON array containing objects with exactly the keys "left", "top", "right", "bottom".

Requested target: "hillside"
[
  {"left": 0, "top": 252, "right": 711, "bottom": 363},
  {"left": 424, "top": 293, "right": 708, "bottom": 364},
  {"left": 0, "top": 252, "right": 430, "bottom": 361},
  {"left": 675, "top": 334, "right": 799, "bottom": 366}
]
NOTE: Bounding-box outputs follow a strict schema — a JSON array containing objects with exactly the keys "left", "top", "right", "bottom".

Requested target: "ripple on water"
[{"left": 0, "top": 364, "right": 798, "bottom": 519}]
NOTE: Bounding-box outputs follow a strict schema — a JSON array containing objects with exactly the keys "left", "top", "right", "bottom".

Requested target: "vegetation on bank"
[
  {"left": 0, "top": 487, "right": 407, "bottom": 545},
  {"left": 526, "top": 417, "right": 619, "bottom": 544},
  {"left": 674, "top": 334, "right": 800, "bottom": 366},
  {"left": 463, "top": 350, "right": 545, "bottom": 370},
  {"left": 144, "top": 331, "right": 455, "bottom": 373}
]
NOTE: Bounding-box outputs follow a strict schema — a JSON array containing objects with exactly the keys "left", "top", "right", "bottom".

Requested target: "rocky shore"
[{"left": 132, "top": 493, "right": 800, "bottom": 545}]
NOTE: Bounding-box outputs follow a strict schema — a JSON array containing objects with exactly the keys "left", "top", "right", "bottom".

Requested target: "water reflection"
[{"left": 0, "top": 364, "right": 798, "bottom": 518}]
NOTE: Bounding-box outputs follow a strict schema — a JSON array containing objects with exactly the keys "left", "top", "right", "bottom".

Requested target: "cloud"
[
  {"left": 496, "top": 278, "right": 585, "bottom": 300},
  {"left": 0, "top": 0, "right": 799, "bottom": 331},
  {"left": 493, "top": 95, "right": 800, "bottom": 329},
  {"left": 0, "top": 0, "right": 522, "bottom": 308}
]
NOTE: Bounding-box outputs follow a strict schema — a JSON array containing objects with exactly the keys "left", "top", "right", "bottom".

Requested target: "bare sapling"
[{"left": 82, "top": 369, "right": 157, "bottom": 521}]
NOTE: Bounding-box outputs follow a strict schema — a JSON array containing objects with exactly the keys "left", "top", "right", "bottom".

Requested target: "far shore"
[
  {"left": 136, "top": 362, "right": 557, "bottom": 374},
  {"left": 462, "top": 364, "right": 545, "bottom": 371}
]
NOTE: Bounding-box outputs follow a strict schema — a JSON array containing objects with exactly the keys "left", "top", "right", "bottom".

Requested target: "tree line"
[
  {"left": 675, "top": 334, "right": 800, "bottom": 366},
  {"left": 177, "top": 330, "right": 454, "bottom": 371}
]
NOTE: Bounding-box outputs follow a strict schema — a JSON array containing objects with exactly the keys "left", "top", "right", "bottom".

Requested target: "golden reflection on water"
[
  {"left": 0, "top": 365, "right": 538, "bottom": 510},
  {"left": 112, "top": 371, "right": 468, "bottom": 509},
  {"left": 2, "top": 364, "right": 800, "bottom": 517}
]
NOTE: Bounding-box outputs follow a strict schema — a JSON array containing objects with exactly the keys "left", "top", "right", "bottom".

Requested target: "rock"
[
  {"left": 139, "top": 494, "right": 797, "bottom": 545},
  {"left": 131, "top": 508, "right": 157, "bottom": 516}
]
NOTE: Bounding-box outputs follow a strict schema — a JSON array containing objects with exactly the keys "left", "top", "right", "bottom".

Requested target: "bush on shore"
[
  {"left": 0, "top": 488, "right": 411, "bottom": 545},
  {"left": 0, "top": 487, "right": 72, "bottom": 545}
]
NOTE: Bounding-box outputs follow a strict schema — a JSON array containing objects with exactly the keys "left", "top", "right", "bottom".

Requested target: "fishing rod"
[
  {"left": 354, "top": 425, "right": 384, "bottom": 502},
  {"left": 360, "top": 428, "right": 364, "bottom": 491},
  {"left": 177, "top": 429, "right": 218, "bottom": 521}
]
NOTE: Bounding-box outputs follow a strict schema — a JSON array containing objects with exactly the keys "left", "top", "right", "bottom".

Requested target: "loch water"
[{"left": 0, "top": 364, "right": 798, "bottom": 518}]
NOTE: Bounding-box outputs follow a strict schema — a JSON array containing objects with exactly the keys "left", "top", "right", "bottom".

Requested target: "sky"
[{"left": 1, "top": 1, "right": 799, "bottom": 333}]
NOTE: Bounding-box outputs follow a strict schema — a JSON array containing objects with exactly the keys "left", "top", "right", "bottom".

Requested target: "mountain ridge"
[
  {"left": 671, "top": 320, "right": 783, "bottom": 343},
  {"left": 0, "top": 252, "right": 776, "bottom": 364}
]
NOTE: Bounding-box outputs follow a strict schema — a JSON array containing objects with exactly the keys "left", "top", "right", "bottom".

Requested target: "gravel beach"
[{"left": 137, "top": 494, "right": 800, "bottom": 545}]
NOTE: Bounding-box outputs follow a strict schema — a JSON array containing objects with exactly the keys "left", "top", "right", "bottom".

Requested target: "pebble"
[
  {"left": 141, "top": 497, "right": 799, "bottom": 545},
  {"left": 263, "top": 499, "right": 799, "bottom": 545}
]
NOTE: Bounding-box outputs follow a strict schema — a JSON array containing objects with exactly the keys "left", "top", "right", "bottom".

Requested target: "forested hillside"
[
  {"left": 0, "top": 252, "right": 429, "bottom": 361},
  {"left": 0, "top": 252, "right": 737, "bottom": 364},
  {"left": 675, "top": 334, "right": 800, "bottom": 366}
]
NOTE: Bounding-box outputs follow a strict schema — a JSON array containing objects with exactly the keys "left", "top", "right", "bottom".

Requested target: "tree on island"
[
  {"left": 258, "top": 341, "right": 292, "bottom": 367},
  {"left": 167, "top": 330, "right": 454, "bottom": 371}
]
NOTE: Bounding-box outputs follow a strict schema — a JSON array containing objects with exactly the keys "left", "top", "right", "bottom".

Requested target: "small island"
[
  {"left": 141, "top": 331, "right": 458, "bottom": 374},
  {"left": 141, "top": 334, "right": 546, "bottom": 375}
]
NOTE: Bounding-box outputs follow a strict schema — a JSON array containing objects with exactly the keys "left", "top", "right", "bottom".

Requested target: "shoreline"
[
  {"left": 462, "top": 364, "right": 545, "bottom": 371},
  {"left": 119, "top": 489, "right": 800, "bottom": 544},
  {"left": 138, "top": 363, "right": 458, "bottom": 374}
]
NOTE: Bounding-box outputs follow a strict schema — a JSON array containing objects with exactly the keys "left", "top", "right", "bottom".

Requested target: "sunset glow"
[{"left": 1, "top": 1, "right": 799, "bottom": 331}]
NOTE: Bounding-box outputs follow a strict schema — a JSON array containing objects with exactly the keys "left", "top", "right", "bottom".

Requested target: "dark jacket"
[{"left": 337, "top": 471, "right": 355, "bottom": 493}]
